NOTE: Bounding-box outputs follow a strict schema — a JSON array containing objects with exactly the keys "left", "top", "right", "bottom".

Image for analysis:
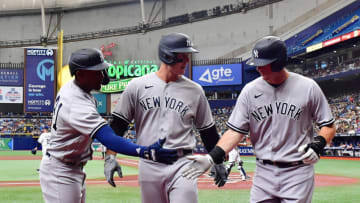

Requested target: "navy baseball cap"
[
  {"left": 69, "top": 48, "right": 111, "bottom": 76},
  {"left": 246, "top": 36, "right": 287, "bottom": 67}
]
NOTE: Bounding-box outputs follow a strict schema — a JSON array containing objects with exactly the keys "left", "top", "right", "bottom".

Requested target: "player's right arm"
[
  {"left": 105, "top": 116, "right": 130, "bottom": 156},
  {"left": 216, "top": 129, "right": 245, "bottom": 154},
  {"left": 97, "top": 123, "right": 178, "bottom": 187},
  {"left": 95, "top": 124, "right": 178, "bottom": 163}
]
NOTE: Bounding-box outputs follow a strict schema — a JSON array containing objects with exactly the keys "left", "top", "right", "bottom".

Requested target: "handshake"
[{"left": 182, "top": 146, "right": 228, "bottom": 187}]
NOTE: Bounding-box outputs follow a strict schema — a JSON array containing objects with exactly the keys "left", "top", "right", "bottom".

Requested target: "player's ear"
[{"left": 75, "top": 70, "right": 84, "bottom": 80}]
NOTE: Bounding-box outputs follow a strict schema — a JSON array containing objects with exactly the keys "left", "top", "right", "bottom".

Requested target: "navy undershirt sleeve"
[{"left": 94, "top": 124, "right": 145, "bottom": 157}]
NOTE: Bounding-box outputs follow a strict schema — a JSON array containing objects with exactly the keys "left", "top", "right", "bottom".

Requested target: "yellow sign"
[
  {"left": 57, "top": 65, "right": 74, "bottom": 90},
  {"left": 306, "top": 42, "right": 323, "bottom": 53}
]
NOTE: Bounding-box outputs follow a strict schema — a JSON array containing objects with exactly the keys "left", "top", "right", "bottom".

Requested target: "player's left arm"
[
  {"left": 318, "top": 123, "right": 336, "bottom": 144},
  {"left": 298, "top": 82, "right": 336, "bottom": 163},
  {"left": 194, "top": 89, "right": 229, "bottom": 187}
]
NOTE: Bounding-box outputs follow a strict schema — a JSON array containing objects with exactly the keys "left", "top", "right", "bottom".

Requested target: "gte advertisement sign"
[{"left": 192, "top": 63, "right": 242, "bottom": 86}]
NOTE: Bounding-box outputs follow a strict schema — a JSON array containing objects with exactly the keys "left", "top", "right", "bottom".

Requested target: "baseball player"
[
  {"left": 31, "top": 127, "right": 51, "bottom": 156},
  {"left": 226, "top": 141, "right": 249, "bottom": 181},
  {"left": 183, "top": 36, "right": 336, "bottom": 203},
  {"left": 31, "top": 127, "right": 51, "bottom": 172},
  {"left": 106, "top": 33, "right": 227, "bottom": 203},
  {"left": 39, "top": 48, "right": 179, "bottom": 203}
]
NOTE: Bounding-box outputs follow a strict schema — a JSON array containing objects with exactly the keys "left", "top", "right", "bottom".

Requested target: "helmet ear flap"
[{"left": 159, "top": 45, "right": 177, "bottom": 64}]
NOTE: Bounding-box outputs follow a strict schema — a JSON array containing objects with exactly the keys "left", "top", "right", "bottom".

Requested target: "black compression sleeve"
[
  {"left": 110, "top": 116, "right": 129, "bottom": 137},
  {"left": 199, "top": 125, "right": 220, "bottom": 152}
]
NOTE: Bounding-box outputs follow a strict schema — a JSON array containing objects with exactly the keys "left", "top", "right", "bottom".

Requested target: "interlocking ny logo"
[
  {"left": 37, "top": 59, "right": 54, "bottom": 81},
  {"left": 186, "top": 39, "right": 192, "bottom": 47},
  {"left": 253, "top": 49, "right": 259, "bottom": 58}
]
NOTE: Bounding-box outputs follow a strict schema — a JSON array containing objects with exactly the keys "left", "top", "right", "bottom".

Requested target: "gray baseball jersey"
[
  {"left": 40, "top": 80, "right": 107, "bottom": 203},
  {"left": 113, "top": 72, "right": 214, "bottom": 148},
  {"left": 227, "top": 72, "right": 334, "bottom": 202},
  {"left": 46, "top": 80, "right": 107, "bottom": 165},
  {"left": 112, "top": 72, "right": 214, "bottom": 203},
  {"left": 227, "top": 72, "right": 334, "bottom": 162}
]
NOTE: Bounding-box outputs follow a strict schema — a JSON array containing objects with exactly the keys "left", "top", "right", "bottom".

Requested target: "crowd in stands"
[
  {"left": 292, "top": 57, "right": 360, "bottom": 79},
  {"left": 0, "top": 117, "right": 51, "bottom": 135}
]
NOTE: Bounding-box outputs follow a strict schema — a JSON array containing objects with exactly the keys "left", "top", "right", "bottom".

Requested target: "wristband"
[
  {"left": 208, "top": 146, "right": 226, "bottom": 164},
  {"left": 314, "top": 135, "right": 326, "bottom": 150}
]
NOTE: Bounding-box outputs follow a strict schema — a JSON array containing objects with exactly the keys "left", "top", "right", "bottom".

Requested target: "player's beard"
[{"left": 169, "top": 63, "right": 187, "bottom": 76}]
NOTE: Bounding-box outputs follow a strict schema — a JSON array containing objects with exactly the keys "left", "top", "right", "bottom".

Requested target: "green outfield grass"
[{"left": 0, "top": 151, "right": 359, "bottom": 203}]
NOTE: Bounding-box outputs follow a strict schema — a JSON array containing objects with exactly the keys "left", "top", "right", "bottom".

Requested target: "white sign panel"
[{"left": 0, "top": 86, "right": 23, "bottom": 103}]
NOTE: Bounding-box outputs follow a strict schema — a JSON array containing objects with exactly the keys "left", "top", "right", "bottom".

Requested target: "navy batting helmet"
[
  {"left": 69, "top": 48, "right": 111, "bottom": 76},
  {"left": 246, "top": 36, "right": 287, "bottom": 72},
  {"left": 158, "top": 33, "right": 199, "bottom": 65}
]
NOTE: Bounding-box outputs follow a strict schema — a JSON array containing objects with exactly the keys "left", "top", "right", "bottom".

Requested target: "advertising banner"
[
  {"left": 239, "top": 146, "right": 254, "bottom": 155},
  {"left": 100, "top": 59, "right": 159, "bottom": 93},
  {"left": 25, "top": 48, "right": 56, "bottom": 112},
  {"left": 0, "top": 86, "right": 23, "bottom": 103},
  {"left": 0, "top": 138, "right": 13, "bottom": 150},
  {"left": 93, "top": 93, "right": 107, "bottom": 114},
  {"left": 192, "top": 63, "right": 242, "bottom": 87},
  {"left": 101, "top": 78, "right": 133, "bottom": 93},
  {"left": 0, "top": 69, "right": 24, "bottom": 86}
]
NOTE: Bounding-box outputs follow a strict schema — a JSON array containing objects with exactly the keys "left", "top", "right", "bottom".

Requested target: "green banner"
[
  {"left": 100, "top": 78, "right": 133, "bottom": 93},
  {"left": 0, "top": 138, "right": 12, "bottom": 150}
]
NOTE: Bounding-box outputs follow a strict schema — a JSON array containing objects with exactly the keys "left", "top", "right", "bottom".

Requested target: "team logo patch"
[{"left": 253, "top": 49, "right": 259, "bottom": 58}]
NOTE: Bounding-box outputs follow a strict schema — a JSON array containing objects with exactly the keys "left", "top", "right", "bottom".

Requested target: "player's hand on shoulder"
[
  {"left": 182, "top": 154, "right": 214, "bottom": 180},
  {"left": 298, "top": 136, "right": 327, "bottom": 164},
  {"left": 141, "top": 138, "right": 179, "bottom": 164},
  {"left": 213, "top": 163, "right": 228, "bottom": 187},
  {"left": 104, "top": 154, "right": 123, "bottom": 187}
]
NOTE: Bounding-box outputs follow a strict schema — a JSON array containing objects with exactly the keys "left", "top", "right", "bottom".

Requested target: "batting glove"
[
  {"left": 104, "top": 154, "right": 123, "bottom": 187},
  {"left": 31, "top": 148, "right": 37, "bottom": 155},
  {"left": 298, "top": 136, "right": 326, "bottom": 164},
  {"left": 182, "top": 154, "right": 214, "bottom": 180},
  {"left": 140, "top": 138, "right": 178, "bottom": 164},
  {"left": 213, "top": 163, "right": 228, "bottom": 187}
]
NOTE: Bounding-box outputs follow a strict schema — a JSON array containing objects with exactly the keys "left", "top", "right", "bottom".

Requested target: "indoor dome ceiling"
[{"left": 0, "top": 0, "right": 124, "bottom": 11}]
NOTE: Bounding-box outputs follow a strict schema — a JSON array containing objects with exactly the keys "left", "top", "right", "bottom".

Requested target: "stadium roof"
[{"left": 0, "top": 0, "right": 147, "bottom": 14}]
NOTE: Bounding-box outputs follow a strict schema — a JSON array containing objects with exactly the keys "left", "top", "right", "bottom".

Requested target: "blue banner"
[
  {"left": 192, "top": 63, "right": 242, "bottom": 86},
  {"left": 25, "top": 48, "right": 56, "bottom": 112},
  {"left": 93, "top": 93, "right": 107, "bottom": 114},
  {"left": 0, "top": 69, "right": 24, "bottom": 86},
  {"left": 239, "top": 146, "right": 254, "bottom": 155}
]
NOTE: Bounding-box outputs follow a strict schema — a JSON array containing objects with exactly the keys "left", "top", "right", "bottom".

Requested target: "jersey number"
[{"left": 52, "top": 96, "right": 63, "bottom": 131}]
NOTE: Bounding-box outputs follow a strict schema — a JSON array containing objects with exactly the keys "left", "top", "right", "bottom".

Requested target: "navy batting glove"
[
  {"left": 213, "top": 163, "right": 228, "bottom": 187},
  {"left": 140, "top": 138, "right": 179, "bottom": 164}
]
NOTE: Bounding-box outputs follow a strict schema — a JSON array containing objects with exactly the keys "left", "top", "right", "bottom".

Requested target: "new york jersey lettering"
[
  {"left": 139, "top": 96, "right": 190, "bottom": 117},
  {"left": 251, "top": 101, "right": 303, "bottom": 122}
]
